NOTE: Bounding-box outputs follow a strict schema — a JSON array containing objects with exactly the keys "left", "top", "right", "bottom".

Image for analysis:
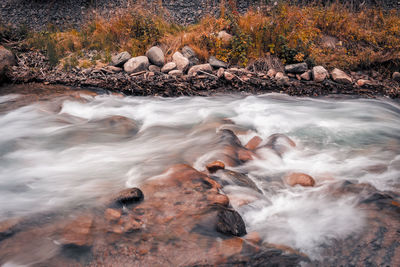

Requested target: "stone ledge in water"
[{"left": 216, "top": 208, "right": 247, "bottom": 237}]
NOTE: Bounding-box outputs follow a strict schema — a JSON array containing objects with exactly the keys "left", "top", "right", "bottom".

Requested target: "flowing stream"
[{"left": 0, "top": 90, "right": 400, "bottom": 265}]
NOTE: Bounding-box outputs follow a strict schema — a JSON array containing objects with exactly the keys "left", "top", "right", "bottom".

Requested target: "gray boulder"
[
  {"left": 209, "top": 56, "right": 228, "bottom": 69},
  {"left": 161, "top": 62, "right": 176, "bottom": 73},
  {"left": 0, "top": 46, "right": 16, "bottom": 83},
  {"left": 284, "top": 62, "right": 308, "bottom": 74},
  {"left": 312, "top": 66, "right": 328, "bottom": 82},
  {"left": 188, "top": 64, "right": 212, "bottom": 76},
  {"left": 331, "top": 68, "right": 353, "bottom": 84},
  {"left": 111, "top": 51, "right": 131, "bottom": 67},
  {"left": 173, "top": 52, "right": 189, "bottom": 72},
  {"left": 145, "top": 46, "right": 164, "bottom": 67},
  {"left": 393, "top": 72, "right": 400, "bottom": 82},
  {"left": 123, "top": 56, "right": 149, "bottom": 73}
]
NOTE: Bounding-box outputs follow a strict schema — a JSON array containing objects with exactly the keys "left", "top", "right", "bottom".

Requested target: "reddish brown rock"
[
  {"left": 61, "top": 215, "right": 93, "bottom": 246},
  {"left": 238, "top": 149, "right": 256, "bottom": 162},
  {"left": 206, "top": 160, "right": 225, "bottom": 173},
  {"left": 114, "top": 187, "right": 144, "bottom": 206},
  {"left": 245, "top": 136, "right": 263, "bottom": 150},
  {"left": 207, "top": 194, "right": 230, "bottom": 206},
  {"left": 244, "top": 232, "right": 262, "bottom": 245},
  {"left": 285, "top": 172, "right": 315, "bottom": 187},
  {"left": 104, "top": 208, "right": 122, "bottom": 222}
]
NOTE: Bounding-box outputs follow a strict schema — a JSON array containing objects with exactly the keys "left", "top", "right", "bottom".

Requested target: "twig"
[
  {"left": 130, "top": 71, "right": 146, "bottom": 76},
  {"left": 198, "top": 70, "right": 219, "bottom": 79}
]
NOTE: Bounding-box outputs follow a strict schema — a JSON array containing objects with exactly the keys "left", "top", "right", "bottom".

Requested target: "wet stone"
[
  {"left": 285, "top": 172, "right": 315, "bottom": 187},
  {"left": 206, "top": 160, "right": 225, "bottom": 173},
  {"left": 216, "top": 208, "right": 247, "bottom": 237},
  {"left": 114, "top": 187, "right": 144, "bottom": 207}
]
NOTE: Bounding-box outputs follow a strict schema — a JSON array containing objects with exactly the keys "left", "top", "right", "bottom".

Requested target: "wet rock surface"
[{"left": 216, "top": 208, "right": 247, "bottom": 237}]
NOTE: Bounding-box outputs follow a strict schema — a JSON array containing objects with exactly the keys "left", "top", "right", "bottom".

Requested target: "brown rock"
[
  {"left": 104, "top": 208, "right": 122, "bottom": 222},
  {"left": 216, "top": 208, "right": 247, "bottom": 236},
  {"left": 206, "top": 161, "right": 225, "bottom": 173},
  {"left": 61, "top": 216, "right": 93, "bottom": 246},
  {"left": 207, "top": 194, "right": 229, "bottom": 206},
  {"left": 312, "top": 66, "right": 328, "bottom": 82},
  {"left": 267, "top": 68, "right": 277, "bottom": 78},
  {"left": 217, "top": 67, "right": 225, "bottom": 78},
  {"left": 244, "top": 232, "right": 262, "bottom": 245},
  {"left": 331, "top": 68, "right": 352, "bottom": 84},
  {"left": 300, "top": 70, "right": 311, "bottom": 81},
  {"left": 285, "top": 172, "right": 315, "bottom": 187},
  {"left": 245, "top": 136, "right": 263, "bottom": 150},
  {"left": 356, "top": 79, "right": 372, "bottom": 87}
]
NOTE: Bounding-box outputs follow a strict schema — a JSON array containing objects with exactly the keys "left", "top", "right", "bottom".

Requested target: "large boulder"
[
  {"left": 284, "top": 62, "right": 308, "bottom": 74},
  {"left": 187, "top": 63, "right": 212, "bottom": 76},
  {"left": 172, "top": 52, "right": 189, "bottom": 72},
  {"left": 0, "top": 46, "right": 16, "bottom": 83},
  {"left": 312, "top": 66, "right": 328, "bottom": 82},
  {"left": 145, "top": 46, "right": 164, "bottom": 67},
  {"left": 123, "top": 56, "right": 149, "bottom": 73},
  {"left": 209, "top": 56, "right": 228, "bottom": 69},
  {"left": 331, "top": 68, "right": 353, "bottom": 84},
  {"left": 111, "top": 51, "right": 131, "bottom": 67}
]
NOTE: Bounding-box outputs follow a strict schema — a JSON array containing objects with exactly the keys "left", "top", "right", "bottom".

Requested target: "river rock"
[
  {"left": 111, "top": 51, "right": 131, "bottom": 67},
  {"left": 0, "top": 46, "right": 16, "bottom": 82},
  {"left": 188, "top": 63, "right": 212, "bottom": 76},
  {"left": 209, "top": 56, "right": 228, "bottom": 69},
  {"left": 168, "top": 69, "right": 183, "bottom": 76},
  {"left": 284, "top": 62, "right": 308, "bottom": 74},
  {"left": 217, "top": 30, "right": 233, "bottom": 42},
  {"left": 245, "top": 136, "right": 262, "bottom": 150},
  {"left": 216, "top": 208, "right": 246, "bottom": 237},
  {"left": 393, "top": 72, "right": 400, "bottom": 82},
  {"left": 123, "top": 56, "right": 149, "bottom": 73},
  {"left": 145, "top": 46, "right": 164, "bottom": 67},
  {"left": 357, "top": 79, "right": 372, "bottom": 86},
  {"left": 300, "top": 70, "right": 311, "bottom": 81},
  {"left": 182, "top": 45, "right": 196, "bottom": 59},
  {"left": 61, "top": 215, "right": 93, "bottom": 246},
  {"left": 104, "top": 208, "right": 121, "bottom": 222},
  {"left": 206, "top": 160, "right": 225, "bottom": 173},
  {"left": 312, "top": 66, "right": 328, "bottom": 82},
  {"left": 285, "top": 172, "right": 315, "bottom": 187},
  {"left": 331, "top": 68, "right": 353, "bottom": 84},
  {"left": 114, "top": 187, "right": 144, "bottom": 206},
  {"left": 161, "top": 62, "right": 176, "bottom": 73},
  {"left": 172, "top": 52, "right": 189, "bottom": 72},
  {"left": 148, "top": 65, "right": 161, "bottom": 72}
]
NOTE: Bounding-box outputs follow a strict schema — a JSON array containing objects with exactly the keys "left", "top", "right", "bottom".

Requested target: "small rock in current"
[
  {"left": 206, "top": 161, "right": 225, "bottom": 173},
  {"left": 285, "top": 172, "right": 315, "bottom": 187},
  {"left": 216, "top": 208, "right": 247, "bottom": 237},
  {"left": 114, "top": 188, "right": 144, "bottom": 206}
]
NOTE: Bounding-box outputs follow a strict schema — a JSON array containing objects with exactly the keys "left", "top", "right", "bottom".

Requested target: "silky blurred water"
[{"left": 1, "top": 92, "right": 399, "bottom": 259}]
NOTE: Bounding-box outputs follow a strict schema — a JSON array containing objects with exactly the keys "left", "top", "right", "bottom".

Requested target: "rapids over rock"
[{"left": 0, "top": 85, "right": 399, "bottom": 266}]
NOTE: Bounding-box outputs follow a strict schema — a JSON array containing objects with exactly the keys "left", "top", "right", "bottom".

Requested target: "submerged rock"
[
  {"left": 216, "top": 208, "right": 247, "bottom": 237},
  {"left": 285, "top": 172, "right": 315, "bottom": 187},
  {"left": 111, "top": 51, "right": 131, "bottom": 67},
  {"left": 114, "top": 187, "right": 144, "bottom": 206},
  {"left": 61, "top": 215, "right": 93, "bottom": 246},
  {"left": 245, "top": 136, "right": 263, "bottom": 150}
]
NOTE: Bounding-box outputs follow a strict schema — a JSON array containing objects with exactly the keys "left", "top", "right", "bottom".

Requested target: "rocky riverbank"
[{"left": 2, "top": 45, "right": 400, "bottom": 98}]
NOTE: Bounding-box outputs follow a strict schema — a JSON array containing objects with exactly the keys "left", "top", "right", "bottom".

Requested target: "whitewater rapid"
[{"left": 1, "top": 93, "right": 399, "bottom": 258}]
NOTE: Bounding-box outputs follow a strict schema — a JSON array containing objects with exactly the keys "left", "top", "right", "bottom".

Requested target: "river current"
[{"left": 0, "top": 91, "right": 399, "bottom": 264}]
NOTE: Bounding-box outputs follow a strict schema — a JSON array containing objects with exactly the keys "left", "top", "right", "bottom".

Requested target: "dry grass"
[{"left": 24, "top": 2, "right": 400, "bottom": 72}]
